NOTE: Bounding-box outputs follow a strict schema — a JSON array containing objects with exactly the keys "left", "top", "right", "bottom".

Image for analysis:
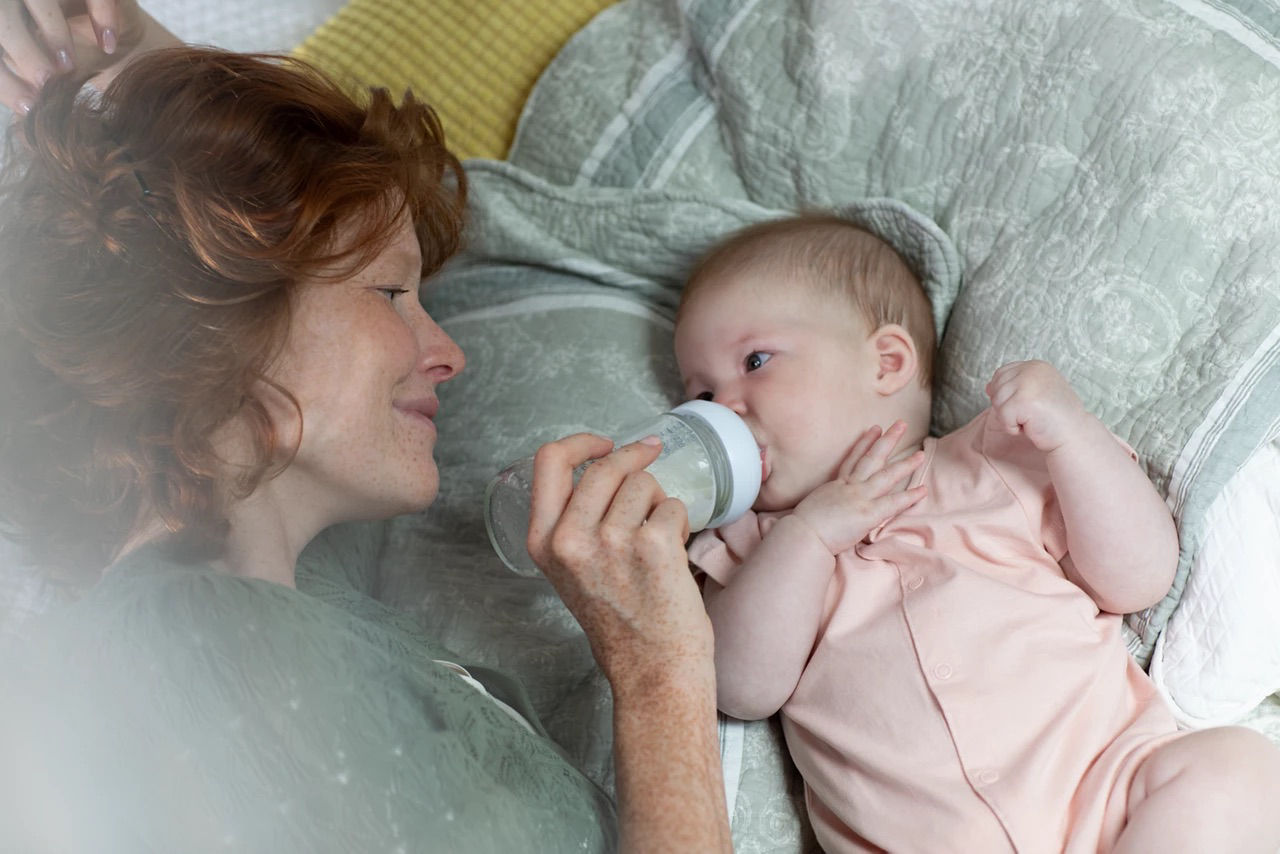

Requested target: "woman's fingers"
[
  {"left": 85, "top": 0, "right": 120, "bottom": 53},
  {"left": 20, "top": 0, "right": 76, "bottom": 72},
  {"left": 0, "top": 2, "right": 57, "bottom": 108},
  {"left": 0, "top": 0, "right": 136, "bottom": 110},
  {"left": 526, "top": 433, "right": 614, "bottom": 557},
  {"left": 645, "top": 496, "right": 691, "bottom": 544},
  {"left": 527, "top": 434, "right": 665, "bottom": 566},
  {"left": 0, "top": 60, "right": 36, "bottom": 114},
  {"left": 599, "top": 469, "right": 666, "bottom": 534},
  {"left": 567, "top": 437, "right": 662, "bottom": 523}
]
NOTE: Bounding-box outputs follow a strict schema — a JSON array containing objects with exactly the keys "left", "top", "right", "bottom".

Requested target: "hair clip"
[
  {"left": 110, "top": 135, "right": 162, "bottom": 229},
  {"left": 133, "top": 169, "right": 153, "bottom": 198}
]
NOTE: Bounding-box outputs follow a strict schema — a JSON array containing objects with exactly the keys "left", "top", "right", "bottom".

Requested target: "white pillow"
[{"left": 1150, "top": 440, "right": 1280, "bottom": 727}]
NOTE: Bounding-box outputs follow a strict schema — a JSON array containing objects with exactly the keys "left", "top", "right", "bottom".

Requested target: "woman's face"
[{"left": 262, "top": 216, "right": 465, "bottom": 525}]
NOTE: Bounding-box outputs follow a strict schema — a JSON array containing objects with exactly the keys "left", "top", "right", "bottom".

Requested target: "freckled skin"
[{"left": 263, "top": 218, "right": 465, "bottom": 528}]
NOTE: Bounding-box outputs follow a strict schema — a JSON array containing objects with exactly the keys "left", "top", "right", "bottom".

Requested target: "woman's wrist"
[
  {"left": 610, "top": 650, "right": 731, "bottom": 853},
  {"left": 607, "top": 648, "right": 716, "bottom": 707}
]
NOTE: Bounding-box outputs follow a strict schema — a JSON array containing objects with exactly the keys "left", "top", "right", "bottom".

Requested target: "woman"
[{"left": 0, "top": 3, "right": 730, "bottom": 852}]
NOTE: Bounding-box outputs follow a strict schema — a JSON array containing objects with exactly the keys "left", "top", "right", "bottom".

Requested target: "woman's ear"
[{"left": 870, "top": 324, "right": 920, "bottom": 395}]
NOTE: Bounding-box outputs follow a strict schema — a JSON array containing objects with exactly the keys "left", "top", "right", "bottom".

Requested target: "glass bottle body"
[{"left": 484, "top": 403, "right": 756, "bottom": 577}]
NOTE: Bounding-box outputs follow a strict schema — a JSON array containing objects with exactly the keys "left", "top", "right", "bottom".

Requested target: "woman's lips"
[{"left": 394, "top": 398, "right": 439, "bottom": 435}]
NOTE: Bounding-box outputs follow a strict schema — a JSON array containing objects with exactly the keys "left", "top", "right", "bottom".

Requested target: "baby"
[{"left": 674, "top": 213, "right": 1280, "bottom": 853}]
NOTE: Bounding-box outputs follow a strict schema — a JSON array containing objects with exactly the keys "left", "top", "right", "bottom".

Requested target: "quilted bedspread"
[
  {"left": 496, "top": 0, "right": 1280, "bottom": 658},
  {"left": 383, "top": 0, "right": 1280, "bottom": 846}
]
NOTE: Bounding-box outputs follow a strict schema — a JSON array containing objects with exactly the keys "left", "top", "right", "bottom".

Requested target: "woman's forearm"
[{"left": 611, "top": 664, "right": 732, "bottom": 853}]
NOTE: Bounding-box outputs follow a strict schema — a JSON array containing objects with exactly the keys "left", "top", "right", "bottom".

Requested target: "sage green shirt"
[{"left": 0, "top": 526, "right": 616, "bottom": 853}]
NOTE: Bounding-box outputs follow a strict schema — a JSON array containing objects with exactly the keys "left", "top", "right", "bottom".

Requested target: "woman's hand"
[
  {"left": 527, "top": 432, "right": 731, "bottom": 853},
  {"left": 0, "top": 1, "right": 167, "bottom": 115},
  {"left": 792, "top": 420, "right": 927, "bottom": 554},
  {"left": 525, "top": 432, "right": 713, "bottom": 693}
]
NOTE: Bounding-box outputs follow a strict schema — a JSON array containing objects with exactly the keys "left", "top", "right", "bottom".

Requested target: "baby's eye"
[
  {"left": 377, "top": 287, "right": 410, "bottom": 301},
  {"left": 745, "top": 352, "right": 771, "bottom": 371},
  {"left": 695, "top": 390, "right": 714, "bottom": 401}
]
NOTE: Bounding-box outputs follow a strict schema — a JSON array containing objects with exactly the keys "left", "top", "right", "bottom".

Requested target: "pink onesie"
[{"left": 690, "top": 409, "right": 1182, "bottom": 853}]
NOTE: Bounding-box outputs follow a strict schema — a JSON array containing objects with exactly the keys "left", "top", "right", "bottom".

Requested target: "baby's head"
[{"left": 674, "top": 213, "right": 935, "bottom": 512}]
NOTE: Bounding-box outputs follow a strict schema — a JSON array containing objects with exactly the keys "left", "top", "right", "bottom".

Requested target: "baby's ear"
[{"left": 870, "top": 324, "right": 920, "bottom": 395}]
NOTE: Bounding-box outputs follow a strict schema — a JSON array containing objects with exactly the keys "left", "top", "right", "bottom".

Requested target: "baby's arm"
[
  {"left": 704, "top": 424, "right": 926, "bottom": 720},
  {"left": 986, "top": 361, "right": 1178, "bottom": 614},
  {"left": 703, "top": 515, "right": 837, "bottom": 720}
]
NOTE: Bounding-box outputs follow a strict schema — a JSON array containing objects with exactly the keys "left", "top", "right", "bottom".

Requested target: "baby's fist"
[{"left": 984, "top": 361, "right": 1087, "bottom": 452}]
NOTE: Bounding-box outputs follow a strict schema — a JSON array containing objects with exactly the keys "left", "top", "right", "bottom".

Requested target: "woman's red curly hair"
[{"left": 0, "top": 47, "right": 467, "bottom": 579}]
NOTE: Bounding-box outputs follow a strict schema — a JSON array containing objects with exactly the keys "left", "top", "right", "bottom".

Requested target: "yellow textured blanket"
[{"left": 296, "top": 0, "right": 616, "bottom": 161}]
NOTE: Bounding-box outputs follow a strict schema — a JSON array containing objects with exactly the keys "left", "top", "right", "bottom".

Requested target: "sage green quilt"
[{"left": 375, "top": 0, "right": 1280, "bottom": 849}]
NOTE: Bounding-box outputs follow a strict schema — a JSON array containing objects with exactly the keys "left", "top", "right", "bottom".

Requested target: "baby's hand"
[
  {"left": 792, "top": 421, "right": 927, "bottom": 555},
  {"left": 985, "top": 360, "right": 1089, "bottom": 452}
]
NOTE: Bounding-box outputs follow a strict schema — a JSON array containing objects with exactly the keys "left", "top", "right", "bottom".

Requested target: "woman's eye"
[
  {"left": 695, "top": 390, "right": 714, "bottom": 401},
  {"left": 377, "top": 287, "right": 410, "bottom": 301},
  {"left": 745, "top": 352, "right": 771, "bottom": 371}
]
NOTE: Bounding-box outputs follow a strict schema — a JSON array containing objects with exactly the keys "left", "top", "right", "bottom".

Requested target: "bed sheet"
[{"left": 146, "top": 0, "right": 347, "bottom": 54}]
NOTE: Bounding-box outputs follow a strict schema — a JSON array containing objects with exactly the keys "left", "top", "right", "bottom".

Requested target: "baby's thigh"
[{"left": 1127, "top": 726, "right": 1280, "bottom": 820}]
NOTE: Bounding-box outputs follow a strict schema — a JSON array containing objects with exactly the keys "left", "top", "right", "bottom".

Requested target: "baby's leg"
[{"left": 1114, "top": 726, "right": 1280, "bottom": 853}]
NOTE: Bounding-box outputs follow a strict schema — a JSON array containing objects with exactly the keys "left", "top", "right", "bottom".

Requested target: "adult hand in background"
[{"left": 0, "top": 1, "right": 175, "bottom": 114}]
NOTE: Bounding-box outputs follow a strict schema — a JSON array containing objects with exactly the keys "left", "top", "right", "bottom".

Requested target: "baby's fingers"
[
  {"left": 865, "top": 450, "right": 927, "bottom": 496},
  {"left": 870, "top": 485, "right": 928, "bottom": 526},
  {"left": 850, "top": 420, "right": 909, "bottom": 480},
  {"left": 837, "top": 426, "right": 881, "bottom": 480}
]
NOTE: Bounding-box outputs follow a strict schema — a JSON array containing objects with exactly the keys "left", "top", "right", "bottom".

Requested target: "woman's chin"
[
  {"left": 406, "top": 480, "right": 440, "bottom": 513},
  {"left": 366, "top": 475, "right": 439, "bottom": 520}
]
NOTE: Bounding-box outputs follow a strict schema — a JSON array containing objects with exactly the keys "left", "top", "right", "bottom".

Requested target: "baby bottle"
[{"left": 484, "top": 400, "right": 762, "bottom": 577}]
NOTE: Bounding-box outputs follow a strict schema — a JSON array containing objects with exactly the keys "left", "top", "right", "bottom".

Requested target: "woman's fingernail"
[
  {"left": 639, "top": 435, "right": 662, "bottom": 446},
  {"left": 56, "top": 49, "right": 73, "bottom": 71},
  {"left": 101, "top": 28, "right": 117, "bottom": 55}
]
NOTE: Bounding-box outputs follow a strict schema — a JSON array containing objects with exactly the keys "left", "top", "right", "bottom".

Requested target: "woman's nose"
[{"left": 415, "top": 311, "right": 465, "bottom": 383}]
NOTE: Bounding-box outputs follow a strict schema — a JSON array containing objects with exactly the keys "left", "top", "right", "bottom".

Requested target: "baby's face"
[{"left": 674, "top": 273, "right": 886, "bottom": 511}]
